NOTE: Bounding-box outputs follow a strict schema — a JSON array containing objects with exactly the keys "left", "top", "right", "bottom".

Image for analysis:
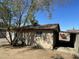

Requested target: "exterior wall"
[
  {"left": 35, "top": 32, "right": 53, "bottom": 49},
  {"left": 74, "top": 34, "right": 79, "bottom": 53},
  {"left": 24, "top": 31, "right": 54, "bottom": 49},
  {"left": 24, "top": 32, "right": 36, "bottom": 45},
  {"left": 6, "top": 31, "right": 15, "bottom": 41}
]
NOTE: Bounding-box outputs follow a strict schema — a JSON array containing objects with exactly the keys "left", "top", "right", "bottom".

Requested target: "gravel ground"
[{"left": 0, "top": 39, "right": 79, "bottom": 59}]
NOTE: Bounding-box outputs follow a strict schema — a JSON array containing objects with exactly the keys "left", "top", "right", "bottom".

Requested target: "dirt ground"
[{"left": 0, "top": 39, "right": 78, "bottom": 59}]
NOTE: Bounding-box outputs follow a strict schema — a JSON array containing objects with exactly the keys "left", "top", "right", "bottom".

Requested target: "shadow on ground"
[
  {"left": 0, "top": 44, "right": 43, "bottom": 50},
  {"left": 0, "top": 44, "right": 28, "bottom": 49}
]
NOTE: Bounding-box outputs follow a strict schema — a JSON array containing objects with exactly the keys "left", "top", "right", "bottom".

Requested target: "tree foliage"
[
  {"left": 0, "top": 0, "right": 70, "bottom": 27},
  {"left": 0, "top": 0, "right": 70, "bottom": 45}
]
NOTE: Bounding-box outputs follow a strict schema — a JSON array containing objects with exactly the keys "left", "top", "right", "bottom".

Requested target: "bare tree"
[{"left": 0, "top": 0, "right": 70, "bottom": 46}]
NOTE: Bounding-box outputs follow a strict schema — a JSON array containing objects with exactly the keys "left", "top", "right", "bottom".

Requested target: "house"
[
  {"left": 0, "top": 28, "right": 6, "bottom": 38},
  {"left": 14, "top": 24, "right": 60, "bottom": 49},
  {"left": 59, "top": 30, "right": 79, "bottom": 53},
  {"left": 0, "top": 19, "right": 6, "bottom": 38},
  {"left": 0, "top": 19, "right": 5, "bottom": 27}
]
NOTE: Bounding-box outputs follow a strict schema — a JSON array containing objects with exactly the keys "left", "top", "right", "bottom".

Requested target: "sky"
[{"left": 36, "top": 0, "right": 79, "bottom": 31}]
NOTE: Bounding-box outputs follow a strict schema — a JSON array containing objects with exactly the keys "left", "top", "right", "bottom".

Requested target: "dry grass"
[
  {"left": 0, "top": 44, "right": 78, "bottom": 59},
  {"left": 0, "top": 39, "right": 78, "bottom": 59}
]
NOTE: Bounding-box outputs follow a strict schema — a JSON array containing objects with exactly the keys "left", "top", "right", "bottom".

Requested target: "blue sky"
[{"left": 36, "top": 0, "right": 79, "bottom": 31}]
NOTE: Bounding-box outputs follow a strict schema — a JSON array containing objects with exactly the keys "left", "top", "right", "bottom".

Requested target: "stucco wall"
[
  {"left": 74, "top": 34, "right": 79, "bottom": 53},
  {"left": 24, "top": 32, "right": 54, "bottom": 49},
  {"left": 6, "top": 31, "right": 14, "bottom": 41}
]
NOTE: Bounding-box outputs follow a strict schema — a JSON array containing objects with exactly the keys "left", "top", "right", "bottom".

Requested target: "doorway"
[{"left": 70, "top": 33, "right": 76, "bottom": 48}]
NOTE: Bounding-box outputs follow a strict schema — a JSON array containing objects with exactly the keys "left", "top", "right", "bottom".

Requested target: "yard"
[{"left": 0, "top": 39, "right": 79, "bottom": 59}]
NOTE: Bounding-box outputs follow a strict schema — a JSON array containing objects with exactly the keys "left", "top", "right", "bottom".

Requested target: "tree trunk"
[{"left": 8, "top": 32, "right": 13, "bottom": 45}]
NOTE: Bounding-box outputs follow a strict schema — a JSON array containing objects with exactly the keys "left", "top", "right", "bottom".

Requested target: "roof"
[
  {"left": 14, "top": 24, "right": 60, "bottom": 32},
  {"left": 67, "top": 30, "right": 79, "bottom": 33},
  {"left": 60, "top": 30, "right": 79, "bottom": 34}
]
